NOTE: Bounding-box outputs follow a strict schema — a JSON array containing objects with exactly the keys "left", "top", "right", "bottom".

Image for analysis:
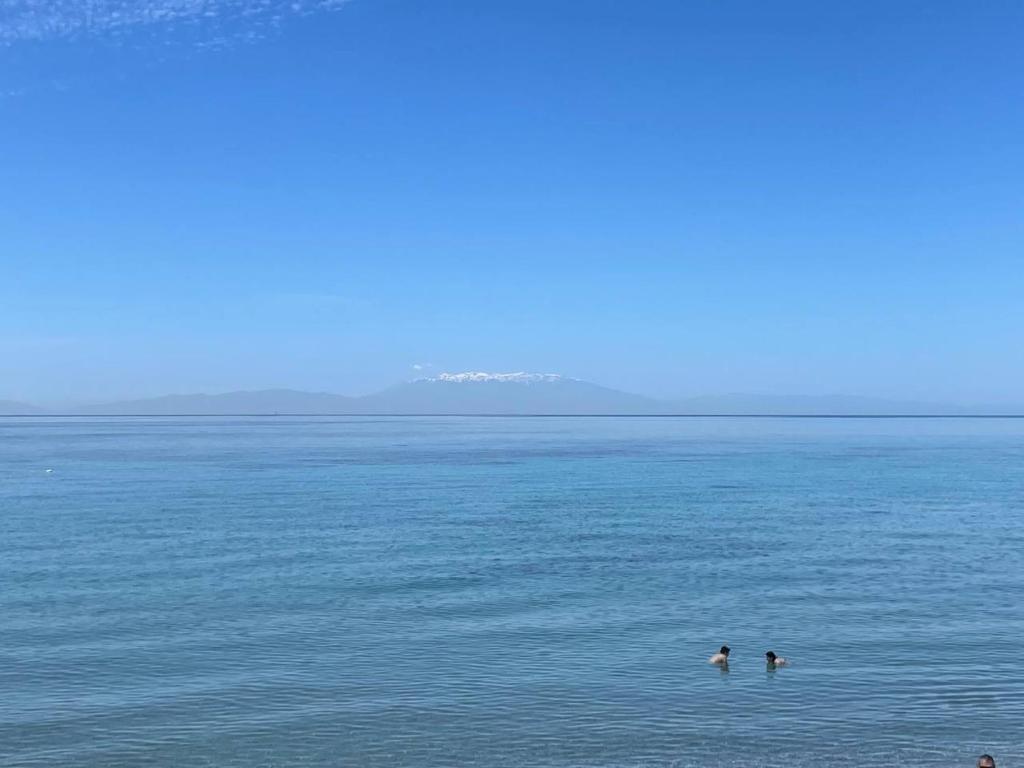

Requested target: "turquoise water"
[{"left": 2, "top": 416, "right": 1023, "bottom": 767}]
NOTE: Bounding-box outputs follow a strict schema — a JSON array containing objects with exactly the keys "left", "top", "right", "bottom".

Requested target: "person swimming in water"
[
  {"left": 977, "top": 754, "right": 995, "bottom": 768},
  {"left": 709, "top": 645, "right": 730, "bottom": 665},
  {"left": 765, "top": 650, "right": 788, "bottom": 666}
]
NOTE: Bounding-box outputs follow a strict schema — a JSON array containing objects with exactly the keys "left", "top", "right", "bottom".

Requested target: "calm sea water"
[{"left": 2, "top": 416, "right": 1023, "bottom": 767}]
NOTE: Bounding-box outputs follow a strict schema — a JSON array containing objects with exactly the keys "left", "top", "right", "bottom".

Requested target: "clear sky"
[{"left": 2, "top": 0, "right": 1022, "bottom": 405}]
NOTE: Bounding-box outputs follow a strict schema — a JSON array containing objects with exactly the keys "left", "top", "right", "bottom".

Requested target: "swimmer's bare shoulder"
[{"left": 709, "top": 645, "right": 731, "bottom": 664}]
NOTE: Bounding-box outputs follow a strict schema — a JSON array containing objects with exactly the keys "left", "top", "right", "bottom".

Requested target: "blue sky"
[{"left": 2, "top": 0, "right": 1022, "bottom": 405}]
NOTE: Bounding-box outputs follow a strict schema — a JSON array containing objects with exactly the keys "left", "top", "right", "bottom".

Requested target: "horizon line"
[{"left": 3, "top": 413, "right": 1024, "bottom": 419}]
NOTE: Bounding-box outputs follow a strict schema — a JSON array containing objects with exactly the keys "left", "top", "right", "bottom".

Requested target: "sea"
[{"left": 1, "top": 416, "right": 1022, "bottom": 767}]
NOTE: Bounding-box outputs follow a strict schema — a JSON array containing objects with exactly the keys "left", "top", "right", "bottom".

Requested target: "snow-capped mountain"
[
  {"left": 423, "top": 372, "right": 570, "bottom": 384},
  {"left": 358, "top": 372, "right": 664, "bottom": 414}
]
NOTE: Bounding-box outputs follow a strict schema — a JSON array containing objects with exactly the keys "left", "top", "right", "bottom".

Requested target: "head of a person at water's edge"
[{"left": 977, "top": 755, "right": 995, "bottom": 768}]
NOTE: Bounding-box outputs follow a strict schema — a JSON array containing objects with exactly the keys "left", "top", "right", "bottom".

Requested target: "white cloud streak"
[{"left": 0, "top": 0, "right": 348, "bottom": 44}]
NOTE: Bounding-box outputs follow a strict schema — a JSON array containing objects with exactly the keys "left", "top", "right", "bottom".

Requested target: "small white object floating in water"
[{"left": 44, "top": 468, "right": 54, "bottom": 473}]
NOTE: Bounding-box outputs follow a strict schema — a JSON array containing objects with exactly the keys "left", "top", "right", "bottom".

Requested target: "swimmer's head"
[
  {"left": 719, "top": 645, "right": 730, "bottom": 656},
  {"left": 977, "top": 755, "right": 995, "bottom": 768},
  {"left": 765, "top": 651, "right": 777, "bottom": 662}
]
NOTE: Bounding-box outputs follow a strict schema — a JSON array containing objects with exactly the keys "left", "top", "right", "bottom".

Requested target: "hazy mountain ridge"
[
  {"left": 0, "top": 399, "right": 47, "bottom": 415},
  {"left": 2, "top": 375, "right": 1021, "bottom": 416},
  {"left": 71, "top": 389, "right": 358, "bottom": 415},
  {"left": 662, "top": 393, "right": 1013, "bottom": 416}
]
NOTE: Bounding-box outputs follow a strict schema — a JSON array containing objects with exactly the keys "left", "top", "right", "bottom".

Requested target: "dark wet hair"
[
  {"left": 765, "top": 651, "right": 777, "bottom": 661},
  {"left": 977, "top": 755, "right": 995, "bottom": 768},
  {"left": 720, "top": 645, "right": 730, "bottom": 655}
]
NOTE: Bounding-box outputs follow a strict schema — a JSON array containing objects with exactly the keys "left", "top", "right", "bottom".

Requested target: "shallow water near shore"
[{"left": 2, "top": 416, "right": 1023, "bottom": 767}]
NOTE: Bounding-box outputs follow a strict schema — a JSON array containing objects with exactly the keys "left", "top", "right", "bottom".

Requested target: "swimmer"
[
  {"left": 709, "top": 645, "right": 731, "bottom": 665},
  {"left": 765, "top": 650, "right": 788, "bottom": 666},
  {"left": 977, "top": 755, "right": 995, "bottom": 768}
]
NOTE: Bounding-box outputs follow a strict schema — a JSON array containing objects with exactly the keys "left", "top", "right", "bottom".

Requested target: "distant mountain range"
[
  {"left": 0, "top": 399, "right": 48, "bottom": 415},
  {"left": 1, "top": 373, "right": 1021, "bottom": 416}
]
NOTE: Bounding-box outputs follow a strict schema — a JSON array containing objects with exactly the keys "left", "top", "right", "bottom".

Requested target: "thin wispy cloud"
[{"left": 0, "top": 0, "right": 349, "bottom": 44}]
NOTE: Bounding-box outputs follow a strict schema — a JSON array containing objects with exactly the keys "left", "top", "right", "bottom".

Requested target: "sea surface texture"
[{"left": 2, "top": 416, "right": 1023, "bottom": 767}]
